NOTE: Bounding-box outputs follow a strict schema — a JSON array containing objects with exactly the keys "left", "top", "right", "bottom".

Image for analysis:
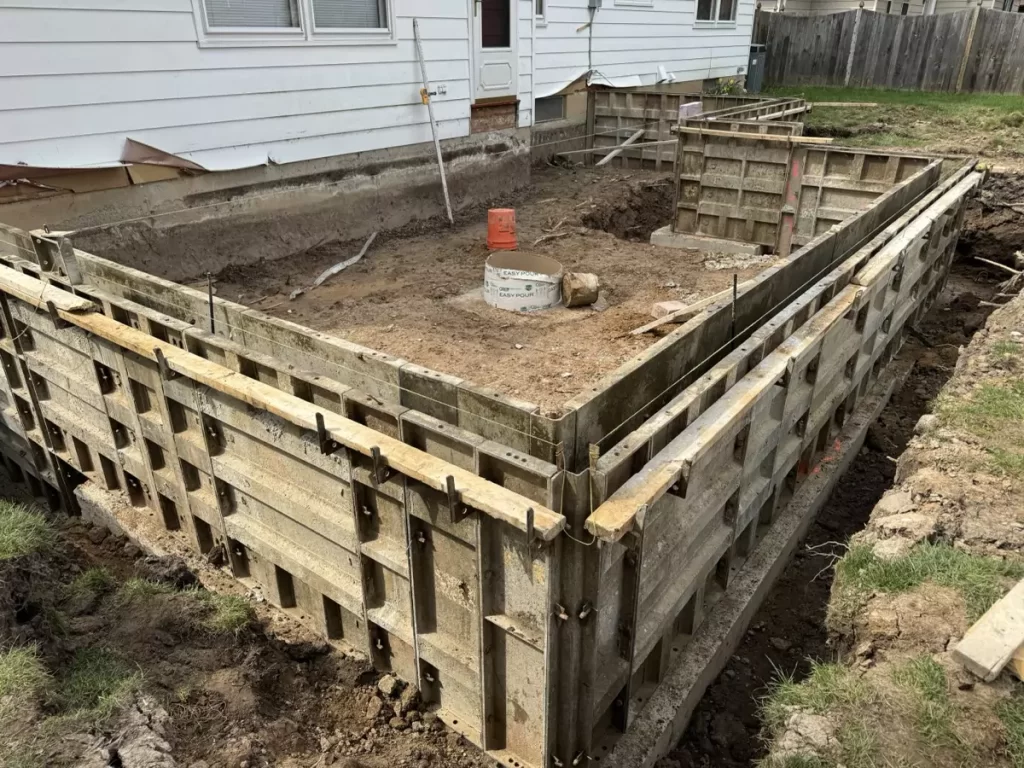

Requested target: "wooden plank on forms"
[
  {"left": 953, "top": 578, "right": 1024, "bottom": 682},
  {"left": 672, "top": 126, "right": 836, "bottom": 145},
  {"left": 0, "top": 266, "right": 96, "bottom": 313},
  {"left": 596, "top": 128, "right": 645, "bottom": 167},
  {"left": 632, "top": 280, "right": 757, "bottom": 336},
  {"left": 0, "top": 265, "right": 564, "bottom": 541}
]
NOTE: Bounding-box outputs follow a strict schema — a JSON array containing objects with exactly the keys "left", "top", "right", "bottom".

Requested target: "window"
[
  {"left": 696, "top": 0, "right": 737, "bottom": 23},
  {"left": 535, "top": 95, "right": 566, "bottom": 123},
  {"left": 193, "top": 0, "right": 393, "bottom": 46},
  {"left": 536, "top": 0, "right": 545, "bottom": 20},
  {"left": 900, "top": 1, "right": 909, "bottom": 12},
  {"left": 204, "top": 0, "right": 300, "bottom": 28}
]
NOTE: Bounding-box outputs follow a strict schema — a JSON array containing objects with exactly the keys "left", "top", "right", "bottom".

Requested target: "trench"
[{"left": 659, "top": 176, "right": 1018, "bottom": 768}]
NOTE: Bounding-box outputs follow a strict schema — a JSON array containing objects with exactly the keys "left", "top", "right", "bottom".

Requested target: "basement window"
[
  {"left": 192, "top": 0, "right": 394, "bottom": 46},
  {"left": 535, "top": 96, "right": 566, "bottom": 123}
]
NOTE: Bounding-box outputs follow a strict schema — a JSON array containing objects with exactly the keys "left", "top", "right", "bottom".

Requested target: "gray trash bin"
[{"left": 747, "top": 44, "right": 767, "bottom": 93}]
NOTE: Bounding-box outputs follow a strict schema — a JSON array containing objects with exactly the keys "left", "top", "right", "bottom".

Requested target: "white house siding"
[
  {"left": 533, "top": 0, "right": 755, "bottom": 98},
  {"left": 0, "top": 0, "right": 491, "bottom": 171},
  {"left": 520, "top": 0, "right": 535, "bottom": 127}
]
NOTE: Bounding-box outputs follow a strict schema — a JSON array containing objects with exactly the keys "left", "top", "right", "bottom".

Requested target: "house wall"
[
  {"left": 533, "top": 0, "right": 755, "bottom": 98},
  {"left": 0, "top": 0, "right": 535, "bottom": 171}
]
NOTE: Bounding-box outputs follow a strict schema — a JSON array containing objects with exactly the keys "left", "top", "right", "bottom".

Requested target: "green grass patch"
[
  {"left": 997, "top": 688, "right": 1024, "bottom": 768},
  {"left": 0, "top": 647, "right": 51, "bottom": 717},
  {"left": 766, "top": 86, "right": 1024, "bottom": 112},
  {"left": 764, "top": 86, "right": 1024, "bottom": 154},
  {"left": 937, "top": 379, "right": 1024, "bottom": 477},
  {"left": 63, "top": 567, "right": 115, "bottom": 603},
  {"left": 892, "top": 656, "right": 960, "bottom": 750},
  {"left": 0, "top": 501, "right": 54, "bottom": 561},
  {"left": 763, "top": 661, "right": 874, "bottom": 733},
  {"left": 48, "top": 648, "right": 141, "bottom": 724},
  {"left": 116, "top": 577, "right": 176, "bottom": 603},
  {"left": 831, "top": 543, "right": 1024, "bottom": 629},
  {"left": 192, "top": 589, "right": 253, "bottom": 634},
  {"left": 117, "top": 578, "right": 252, "bottom": 634}
]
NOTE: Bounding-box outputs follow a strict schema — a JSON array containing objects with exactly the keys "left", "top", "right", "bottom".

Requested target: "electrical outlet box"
[
  {"left": 588, "top": 0, "right": 602, "bottom": 7},
  {"left": 436, "top": 84, "right": 448, "bottom": 96}
]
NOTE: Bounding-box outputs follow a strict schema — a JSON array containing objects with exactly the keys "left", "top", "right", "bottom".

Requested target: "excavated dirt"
[
  {"left": 658, "top": 180, "right": 1015, "bottom": 767},
  {"left": 0, "top": 484, "right": 492, "bottom": 768},
  {"left": 213, "top": 168, "right": 772, "bottom": 413}
]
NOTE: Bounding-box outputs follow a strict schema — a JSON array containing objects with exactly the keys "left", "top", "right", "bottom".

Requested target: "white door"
[{"left": 472, "top": 0, "right": 518, "bottom": 101}]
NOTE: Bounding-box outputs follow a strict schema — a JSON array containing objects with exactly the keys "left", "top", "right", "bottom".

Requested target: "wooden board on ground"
[{"left": 953, "top": 578, "right": 1024, "bottom": 682}]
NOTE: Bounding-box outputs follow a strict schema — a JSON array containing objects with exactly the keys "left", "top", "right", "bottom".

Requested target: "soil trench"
[{"left": 660, "top": 196, "right": 1013, "bottom": 766}]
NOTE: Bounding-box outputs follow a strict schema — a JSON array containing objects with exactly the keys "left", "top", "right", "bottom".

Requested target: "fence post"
[
  {"left": 844, "top": 7, "right": 864, "bottom": 87},
  {"left": 956, "top": 5, "right": 981, "bottom": 93}
]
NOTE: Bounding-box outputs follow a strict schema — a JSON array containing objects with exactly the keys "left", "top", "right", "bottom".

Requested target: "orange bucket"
[{"left": 487, "top": 208, "right": 518, "bottom": 251}]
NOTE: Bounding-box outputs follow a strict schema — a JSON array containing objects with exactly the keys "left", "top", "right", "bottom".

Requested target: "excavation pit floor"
[{"left": 214, "top": 168, "right": 775, "bottom": 413}]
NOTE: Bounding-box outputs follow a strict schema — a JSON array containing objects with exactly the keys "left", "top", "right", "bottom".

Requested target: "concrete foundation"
[
  {"left": 2, "top": 128, "right": 531, "bottom": 283},
  {"left": 0, "top": 124, "right": 981, "bottom": 768},
  {"left": 650, "top": 226, "right": 767, "bottom": 255}
]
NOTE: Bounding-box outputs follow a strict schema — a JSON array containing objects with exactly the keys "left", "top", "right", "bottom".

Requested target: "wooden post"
[
  {"left": 956, "top": 5, "right": 981, "bottom": 93},
  {"left": 845, "top": 7, "right": 864, "bottom": 87}
]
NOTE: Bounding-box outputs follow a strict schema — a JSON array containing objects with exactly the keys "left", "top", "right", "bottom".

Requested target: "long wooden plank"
[
  {"left": 596, "top": 128, "right": 645, "bottom": 167},
  {"left": 0, "top": 264, "right": 564, "bottom": 540},
  {"left": 954, "top": 579, "right": 1024, "bottom": 682},
  {"left": 0, "top": 267, "right": 96, "bottom": 313}
]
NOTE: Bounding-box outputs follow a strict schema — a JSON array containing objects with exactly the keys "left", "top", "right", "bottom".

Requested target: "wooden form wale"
[
  {"left": 585, "top": 163, "right": 981, "bottom": 752},
  {"left": 0, "top": 225, "right": 566, "bottom": 768},
  {"left": 0, "top": 151, "right": 976, "bottom": 768}
]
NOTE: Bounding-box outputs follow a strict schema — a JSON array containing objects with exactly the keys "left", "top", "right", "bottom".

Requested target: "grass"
[
  {"left": 937, "top": 378, "right": 1024, "bottom": 477},
  {"left": 63, "top": 567, "right": 115, "bottom": 603},
  {"left": 117, "top": 577, "right": 252, "bottom": 634},
  {"left": 761, "top": 661, "right": 877, "bottom": 768},
  {"left": 48, "top": 648, "right": 141, "bottom": 724},
  {"left": 116, "top": 576, "right": 176, "bottom": 603},
  {"left": 892, "top": 656, "right": 960, "bottom": 750},
  {"left": 831, "top": 543, "right": 1024, "bottom": 629},
  {"left": 0, "top": 647, "right": 51, "bottom": 718},
  {"left": 765, "top": 86, "right": 1024, "bottom": 155},
  {"left": 997, "top": 689, "right": 1024, "bottom": 768},
  {"left": 763, "top": 661, "right": 875, "bottom": 732},
  {"left": 0, "top": 501, "right": 54, "bottom": 561}
]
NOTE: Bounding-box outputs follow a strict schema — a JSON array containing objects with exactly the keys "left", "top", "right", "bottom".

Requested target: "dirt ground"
[
  {"left": 213, "top": 168, "right": 773, "bottom": 413},
  {"left": 659, "top": 174, "right": 1024, "bottom": 767},
  {"left": 0, "top": 484, "right": 485, "bottom": 768}
]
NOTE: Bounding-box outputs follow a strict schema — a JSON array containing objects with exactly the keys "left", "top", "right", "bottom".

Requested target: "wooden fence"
[{"left": 753, "top": 7, "right": 1024, "bottom": 93}]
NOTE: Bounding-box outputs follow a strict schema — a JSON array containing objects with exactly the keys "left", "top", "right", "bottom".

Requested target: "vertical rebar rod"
[{"left": 207, "top": 271, "right": 215, "bottom": 334}]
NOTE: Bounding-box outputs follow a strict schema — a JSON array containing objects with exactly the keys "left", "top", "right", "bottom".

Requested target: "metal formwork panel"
[{"left": 0, "top": 223, "right": 566, "bottom": 768}]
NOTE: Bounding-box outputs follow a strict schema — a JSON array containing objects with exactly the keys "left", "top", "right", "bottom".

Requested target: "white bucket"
[{"left": 484, "top": 252, "right": 563, "bottom": 312}]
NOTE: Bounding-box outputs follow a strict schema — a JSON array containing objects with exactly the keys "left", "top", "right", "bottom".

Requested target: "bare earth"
[{"left": 214, "top": 168, "right": 774, "bottom": 412}]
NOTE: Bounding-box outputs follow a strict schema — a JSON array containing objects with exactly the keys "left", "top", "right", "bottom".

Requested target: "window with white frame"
[
  {"left": 696, "top": 0, "right": 736, "bottom": 23},
  {"left": 194, "top": 0, "right": 392, "bottom": 45}
]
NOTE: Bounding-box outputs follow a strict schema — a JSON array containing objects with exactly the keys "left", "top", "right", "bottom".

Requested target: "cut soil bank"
[
  {"left": 659, "top": 262, "right": 1002, "bottom": 767},
  {"left": 211, "top": 168, "right": 770, "bottom": 412},
  {"left": 0, "top": 484, "right": 485, "bottom": 768}
]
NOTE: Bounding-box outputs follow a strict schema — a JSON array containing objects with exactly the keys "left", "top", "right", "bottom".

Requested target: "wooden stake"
[{"left": 414, "top": 18, "right": 454, "bottom": 226}]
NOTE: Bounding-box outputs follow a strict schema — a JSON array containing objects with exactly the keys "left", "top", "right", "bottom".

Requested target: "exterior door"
[{"left": 472, "top": 0, "right": 517, "bottom": 101}]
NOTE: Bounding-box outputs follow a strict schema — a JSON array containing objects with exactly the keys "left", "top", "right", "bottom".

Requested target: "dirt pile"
[
  {"left": 0, "top": 495, "right": 479, "bottom": 768},
  {"left": 757, "top": 289, "right": 1024, "bottom": 768}
]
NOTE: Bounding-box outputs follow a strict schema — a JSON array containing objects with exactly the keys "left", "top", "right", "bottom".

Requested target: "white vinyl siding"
[
  {"left": 534, "top": 0, "right": 755, "bottom": 97},
  {"left": 0, "top": 0, "right": 474, "bottom": 170}
]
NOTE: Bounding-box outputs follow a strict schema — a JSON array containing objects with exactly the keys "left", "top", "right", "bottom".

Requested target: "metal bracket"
[
  {"left": 370, "top": 446, "right": 390, "bottom": 485},
  {"left": 154, "top": 348, "right": 177, "bottom": 381},
  {"left": 553, "top": 603, "right": 570, "bottom": 622},
  {"left": 45, "top": 300, "right": 68, "bottom": 329},
  {"left": 578, "top": 601, "right": 593, "bottom": 622},
  {"left": 526, "top": 506, "right": 536, "bottom": 546},
  {"left": 446, "top": 475, "right": 469, "bottom": 524},
  {"left": 316, "top": 412, "right": 340, "bottom": 456}
]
